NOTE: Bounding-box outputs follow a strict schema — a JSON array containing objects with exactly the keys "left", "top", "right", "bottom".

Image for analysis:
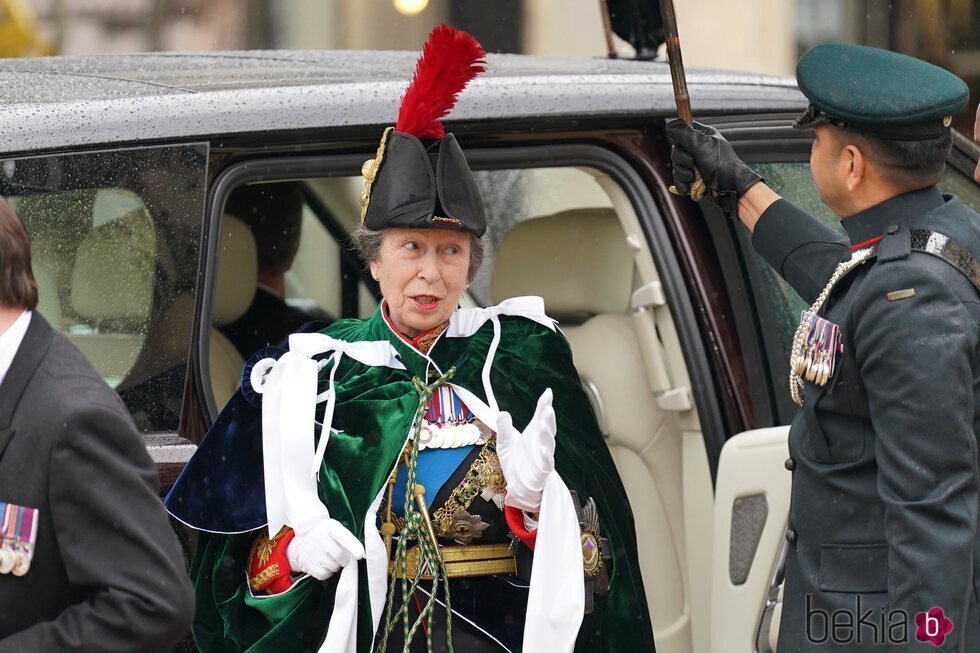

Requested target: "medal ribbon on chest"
[
  {"left": 0, "top": 502, "right": 38, "bottom": 577},
  {"left": 418, "top": 385, "right": 490, "bottom": 451},
  {"left": 795, "top": 314, "right": 844, "bottom": 387},
  {"left": 789, "top": 247, "right": 875, "bottom": 406}
]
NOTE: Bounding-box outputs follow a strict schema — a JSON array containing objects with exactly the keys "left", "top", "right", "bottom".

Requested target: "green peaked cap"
[{"left": 794, "top": 43, "right": 969, "bottom": 140}]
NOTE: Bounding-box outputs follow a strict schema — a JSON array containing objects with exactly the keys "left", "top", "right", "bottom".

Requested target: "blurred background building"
[{"left": 4, "top": 0, "right": 980, "bottom": 132}]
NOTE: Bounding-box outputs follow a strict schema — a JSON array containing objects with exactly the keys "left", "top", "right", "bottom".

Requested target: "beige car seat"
[
  {"left": 69, "top": 208, "right": 157, "bottom": 387},
  {"left": 491, "top": 208, "right": 687, "bottom": 647},
  {"left": 209, "top": 215, "right": 258, "bottom": 411},
  {"left": 15, "top": 190, "right": 99, "bottom": 333}
]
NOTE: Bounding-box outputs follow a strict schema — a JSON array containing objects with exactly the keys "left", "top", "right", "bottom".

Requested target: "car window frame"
[{"left": 194, "top": 142, "right": 730, "bottom": 478}]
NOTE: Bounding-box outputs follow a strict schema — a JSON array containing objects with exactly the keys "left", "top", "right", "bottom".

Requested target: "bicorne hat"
[{"left": 360, "top": 24, "right": 487, "bottom": 237}]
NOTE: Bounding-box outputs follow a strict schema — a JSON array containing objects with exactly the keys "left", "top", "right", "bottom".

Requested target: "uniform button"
[
  {"left": 785, "top": 457, "right": 796, "bottom": 471},
  {"left": 785, "top": 528, "right": 798, "bottom": 544},
  {"left": 887, "top": 224, "right": 900, "bottom": 235}
]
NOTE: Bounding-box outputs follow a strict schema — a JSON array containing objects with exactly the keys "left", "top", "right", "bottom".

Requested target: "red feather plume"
[{"left": 395, "top": 24, "right": 486, "bottom": 140}]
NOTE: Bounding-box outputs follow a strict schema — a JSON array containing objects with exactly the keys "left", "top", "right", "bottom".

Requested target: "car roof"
[{"left": 0, "top": 50, "right": 805, "bottom": 154}]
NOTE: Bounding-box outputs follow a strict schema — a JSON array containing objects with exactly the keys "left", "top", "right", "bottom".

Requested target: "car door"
[{"left": 703, "top": 116, "right": 980, "bottom": 653}]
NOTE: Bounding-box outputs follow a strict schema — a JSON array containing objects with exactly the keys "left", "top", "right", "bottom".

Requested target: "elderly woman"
[{"left": 167, "top": 25, "right": 653, "bottom": 653}]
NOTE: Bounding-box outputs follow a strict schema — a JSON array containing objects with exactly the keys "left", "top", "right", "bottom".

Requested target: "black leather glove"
[{"left": 666, "top": 119, "right": 762, "bottom": 217}]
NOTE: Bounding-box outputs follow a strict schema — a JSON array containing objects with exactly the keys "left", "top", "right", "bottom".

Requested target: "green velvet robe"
[{"left": 191, "top": 306, "right": 654, "bottom": 652}]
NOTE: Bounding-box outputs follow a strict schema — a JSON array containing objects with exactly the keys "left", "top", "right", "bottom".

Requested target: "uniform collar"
[{"left": 841, "top": 185, "right": 945, "bottom": 247}]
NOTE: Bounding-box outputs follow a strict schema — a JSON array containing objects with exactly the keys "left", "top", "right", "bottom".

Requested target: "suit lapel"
[{"left": 0, "top": 313, "right": 53, "bottom": 460}]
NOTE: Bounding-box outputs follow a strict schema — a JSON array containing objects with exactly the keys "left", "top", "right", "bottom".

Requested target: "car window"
[
  {"left": 288, "top": 204, "right": 343, "bottom": 319},
  {"left": 735, "top": 160, "right": 980, "bottom": 425},
  {"left": 2, "top": 144, "right": 207, "bottom": 433}
]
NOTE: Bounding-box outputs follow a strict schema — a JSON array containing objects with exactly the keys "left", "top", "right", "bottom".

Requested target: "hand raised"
[{"left": 496, "top": 388, "right": 557, "bottom": 513}]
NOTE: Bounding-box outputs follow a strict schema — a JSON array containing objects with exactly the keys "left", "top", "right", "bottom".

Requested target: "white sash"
[{"left": 250, "top": 334, "right": 404, "bottom": 653}]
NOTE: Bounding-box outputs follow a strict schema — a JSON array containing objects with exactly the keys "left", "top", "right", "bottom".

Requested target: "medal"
[
  {"left": 11, "top": 547, "right": 29, "bottom": 577},
  {"left": 789, "top": 247, "right": 874, "bottom": 406},
  {"left": 0, "top": 502, "right": 38, "bottom": 576},
  {"left": 0, "top": 544, "right": 13, "bottom": 574},
  {"left": 418, "top": 422, "right": 436, "bottom": 449},
  {"left": 798, "top": 314, "right": 843, "bottom": 389},
  {"left": 420, "top": 385, "right": 487, "bottom": 450}
]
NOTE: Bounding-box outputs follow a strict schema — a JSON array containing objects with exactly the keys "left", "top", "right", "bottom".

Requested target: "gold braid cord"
[
  {"left": 789, "top": 247, "right": 875, "bottom": 406},
  {"left": 377, "top": 368, "right": 457, "bottom": 653},
  {"left": 360, "top": 126, "right": 394, "bottom": 224}
]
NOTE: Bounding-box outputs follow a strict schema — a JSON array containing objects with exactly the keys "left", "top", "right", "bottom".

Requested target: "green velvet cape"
[{"left": 191, "top": 306, "right": 655, "bottom": 652}]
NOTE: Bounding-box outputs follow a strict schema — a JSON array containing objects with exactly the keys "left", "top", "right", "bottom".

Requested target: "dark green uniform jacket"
[
  {"left": 186, "top": 306, "right": 655, "bottom": 652},
  {"left": 754, "top": 186, "right": 980, "bottom": 652}
]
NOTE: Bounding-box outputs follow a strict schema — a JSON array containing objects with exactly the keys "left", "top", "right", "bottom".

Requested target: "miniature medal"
[
  {"left": 800, "top": 315, "right": 843, "bottom": 388},
  {"left": 0, "top": 543, "right": 13, "bottom": 574},
  {"left": 420, "top": 385, "right": 485, "bottom": 450},
  {"left": 11, "top": 545, "right": 30, "bottom": 577},
  {"left": 0, "top": 502, "right": 39, "bottom": 577},
  {"left": 790, "top": 247, "right": 875, "bottom": 406}
]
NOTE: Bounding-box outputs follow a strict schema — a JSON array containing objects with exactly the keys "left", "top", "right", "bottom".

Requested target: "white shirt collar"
[{"left": 0, "top": 311, "right": 32, "bottom": 386}]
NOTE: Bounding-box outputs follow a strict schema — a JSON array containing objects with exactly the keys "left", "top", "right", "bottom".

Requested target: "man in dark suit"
[
  {"left": 0, "top": 197, "right": 194, "bottom": 651},
  {"left": 670, "top": 45, "right": 979, "bottom": 651},
  {"left": 220, "top": 181, "right": 331, "bottom": 358}
]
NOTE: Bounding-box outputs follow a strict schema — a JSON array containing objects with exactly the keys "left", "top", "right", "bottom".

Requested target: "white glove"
[
  {"left": 286, "top": 518, "right": 365, "bottom": 581},
  {"left": 496, "top": 388, "right": 557, "bottom": 513}
]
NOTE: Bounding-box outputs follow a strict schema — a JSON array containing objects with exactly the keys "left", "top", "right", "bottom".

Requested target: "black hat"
[
  {"left": 360, "top": 25, "right": 487, "bottom": 236},
  {"left": 793, "top": 44, "right": 969, "bottom": 141}
]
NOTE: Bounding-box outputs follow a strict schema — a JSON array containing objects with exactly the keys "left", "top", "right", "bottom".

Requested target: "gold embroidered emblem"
[
  {"left": 413, "top": 321, "right": 449, "bottom": 355},
  {"left": 249, "top": 526, "right": 291, "bottom": 566},
  {"left": 249, "top": 563, "right": 281, "bottom": 591},
  {"left": 432, "top": 215, "right": 463, "bottom": 227}
]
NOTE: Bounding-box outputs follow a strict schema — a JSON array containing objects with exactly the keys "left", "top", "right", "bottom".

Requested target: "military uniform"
[
  {"left": 756, "top": 187, "right": 980, "bottom": 652},
  {"left": 668, "top": 44, "right": 977, "bottom": 651}
]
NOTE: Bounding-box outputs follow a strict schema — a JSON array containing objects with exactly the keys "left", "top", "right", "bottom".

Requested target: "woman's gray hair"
[{"left": 351, "top": 224, "right": 485, "bottom": 282}]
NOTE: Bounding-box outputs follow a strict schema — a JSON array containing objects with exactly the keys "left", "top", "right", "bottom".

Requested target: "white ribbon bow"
[
  {"left": 447, "top": 296, "right": 557, "bottom": 415},
  {"left": 250, "top": 333, "right": 405, "bottom": 537}
]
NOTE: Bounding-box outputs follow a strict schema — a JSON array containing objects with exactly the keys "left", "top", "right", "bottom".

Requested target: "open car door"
[{"left": 709, "top": 426, "right": 791, "bottom": 653}]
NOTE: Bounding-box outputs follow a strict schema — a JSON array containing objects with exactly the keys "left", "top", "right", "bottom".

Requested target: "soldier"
[{"left": 669, "top": 44, "right": 979, "bottom": 651}]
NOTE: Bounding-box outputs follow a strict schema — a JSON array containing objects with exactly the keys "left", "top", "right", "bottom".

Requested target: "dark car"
[{"left": 0, "top": 50, "right": 976, "bottom": 652}]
